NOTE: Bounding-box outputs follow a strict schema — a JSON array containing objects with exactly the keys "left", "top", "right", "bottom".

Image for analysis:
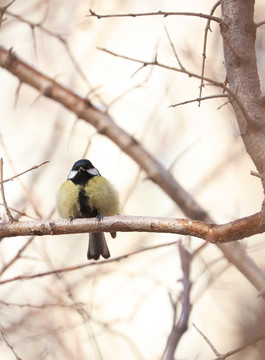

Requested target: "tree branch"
[
  {"left": 164, "top": 242, "right": 192, "bottom": 360},
  {"left": 1, "top": 160, "right": 49, "bottom": 183},
  {"left": 169, "top": 94, "right": 228, "bottom": 108},
  {"left": 199, "top": 1, "right": 221, "bottom": 103},
  {"left": 88, "top": 9, "right": 221, "bottom": 23},
  {"left": 193, "top": 322, "right": 265, "bottom": 360},
  {"left": 98, "top": 47, "right": 253, "bottom": 125},
  {"left": 0, "top": 213, "right": 264, "bottom": 243},
  {"left": 220, "top": 0, "right": 265, "bottom": 219}
]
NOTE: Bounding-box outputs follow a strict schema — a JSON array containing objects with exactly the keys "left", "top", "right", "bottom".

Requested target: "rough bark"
[{"left": 221, "top": 0, "right": 265, "bottom": 215}]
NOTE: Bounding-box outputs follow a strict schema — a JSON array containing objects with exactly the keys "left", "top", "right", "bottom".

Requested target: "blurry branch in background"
[
  {"left": 193, "top": 323, "right": 265, "bottom": 360},
  {"left": 0, "top": 236, "right": 35, "bottom": 276},
  {"left": 0, "top": 0, "right": 15, "bottom": 26},
  {"left": 0, "top": 204, "right": 38, "bottom": 220},
  {"left": 0, "top": 206, "right": 55, "bottom": 277},
  {"left": 164, "top": 242, "right": 192, "bottom": 360},
  {"left": 0, "top": 134, "right": 49, "bottom": 218},
  {"left": 1, "top": 160, "right": 50, "bottom": 183},
  {"left": 5, "top": 10, "right": 92, "bottom": 88},
  {"left": 0, "top": 144, "right": 50, "bottom": 218},
  {"left": 0, "top": 324, "right": 22, "bottom": 360},
  {"left": 47, "top": 263, "right": 105, "bottom": 360},
  {"left": 0, "top": 241, "right": 180, "bottom": 285},
  {"left": 0, "top": 46, "right": 265, "bottom": 296}
]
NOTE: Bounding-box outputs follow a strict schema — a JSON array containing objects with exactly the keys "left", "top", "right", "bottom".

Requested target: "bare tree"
[{"left": 0, "top": 0, "right": 265, "bottom": 359}]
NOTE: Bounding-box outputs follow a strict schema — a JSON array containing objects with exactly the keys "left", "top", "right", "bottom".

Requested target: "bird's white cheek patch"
[
  {"left": 67, "top": 170, "right": 78, "bottom": 180},
  {"left": 88, "top": 168, "right": 100, "bottom": 176}
]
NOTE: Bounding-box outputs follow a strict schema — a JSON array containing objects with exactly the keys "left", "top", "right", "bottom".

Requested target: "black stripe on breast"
[{"left": 78, "top": 187, "right": 98, "bottom": 218}]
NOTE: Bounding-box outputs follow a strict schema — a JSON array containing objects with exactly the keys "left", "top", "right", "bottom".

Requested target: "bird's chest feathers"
[{"left": 81, "top": 176, "right": 119, "bottom": 216}]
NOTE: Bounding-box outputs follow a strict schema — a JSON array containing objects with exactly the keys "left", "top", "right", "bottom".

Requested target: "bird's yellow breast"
[
  {"left": 57, "top": 180, "right": 81, "bottom": 218},
  {"left": 57, "top": 176, "right": 120, "bottom": 218},
  {"left": 86, "top": 176, "right": 120, "bottom": 216}
]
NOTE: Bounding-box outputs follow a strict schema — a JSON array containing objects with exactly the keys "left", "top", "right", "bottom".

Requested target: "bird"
[{"left": 57, "top": 159, "right": 120, "bottom": 260}]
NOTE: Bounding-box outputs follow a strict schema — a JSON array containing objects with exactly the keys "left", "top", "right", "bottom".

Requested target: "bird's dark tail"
[{"left": 87, "top": 233, "right": 111, "bottom": 260}]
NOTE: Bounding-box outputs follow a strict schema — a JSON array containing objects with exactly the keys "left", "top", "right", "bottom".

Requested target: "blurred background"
[{"left": 0, "top": 0, "right": 265, "bottom": 359}]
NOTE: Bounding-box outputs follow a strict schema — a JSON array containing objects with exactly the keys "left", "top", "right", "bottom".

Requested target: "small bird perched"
[{"left": 57, "top": 159, "right": 120, "bottom": 260}]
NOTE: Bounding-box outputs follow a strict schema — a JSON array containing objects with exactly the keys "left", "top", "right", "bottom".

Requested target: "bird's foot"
[{"left": 96, "top": 214, "right": 104, "bottom": 222}]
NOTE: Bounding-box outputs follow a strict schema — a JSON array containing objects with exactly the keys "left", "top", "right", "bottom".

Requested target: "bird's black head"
[{"left": 67, "top": 159, "right": 100, "bottom": 185}]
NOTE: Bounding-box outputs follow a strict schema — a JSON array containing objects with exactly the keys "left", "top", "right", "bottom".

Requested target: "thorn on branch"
[
  {"left": 89, "top": 9, "right": 100, "bottom": 19},
  {"left": 14, "top": 82, "right": 22, "bottom": 109},
  {"left": 250, "top": 170, "right": 263, "bottom": 179}
]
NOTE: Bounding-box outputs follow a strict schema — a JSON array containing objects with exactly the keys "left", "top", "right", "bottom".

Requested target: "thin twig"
[
  {"left": 0, "top": 158, "right": 15, "bottom": 223},
  {"left": 98, "top": 47, "right": 253, "bottom": 125},
  {"left": 169, "top": 94, "right": 228, "bottom": 108},
  {"left": 215, "top": 333, "right": 265, "bottom": 359},
  {"left": 199, "top": 1, "right": 221, "bottom": 104},
  {"left": 0, "top": 134, "right": 45, "bottom": 218},
  {"left": 0, "top": 240, "right": 180, "bottom": 285},
  {"left": 2, "top": 160, "right": 50, "bottom": 183},
  {"left": 193, "top": 323, "right": 220, "bottom": 356},
  {"left": 0, "top": 203, "right": 38, "bottom": 220},
  {"left": 0, "top": 237, "right": 35, "bottom": 275},
  {"left": 0, "top": 0, "right": 15, "bottom": 27},
  {"left": 6, "top": 11, "right": 93, "bottom": 88},
  {"left": 193, "top": 322, "right": 265, "bottom": 360},
  {"left": 168, "top": 139, "right": 201, "bottom": 172},
  {"left": 0, "top": 324, "right": 22, "bottom": 360},
  {"left": 164, "top": 26, "right": 186, "bottom": 70},
  {"left": 88, "top": 9, "right": 221, "bottom": 23},
  {"left": 43, "top": 253, "right": 104, "bottom": 360}
]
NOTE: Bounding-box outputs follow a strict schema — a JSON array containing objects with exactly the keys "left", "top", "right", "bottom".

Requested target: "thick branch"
[
  {"left": 220, "top": 0, "right": 265, "bottom": 202},
  {"left": 0, "top": 213, "right": 264, "bottom": 243}
]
